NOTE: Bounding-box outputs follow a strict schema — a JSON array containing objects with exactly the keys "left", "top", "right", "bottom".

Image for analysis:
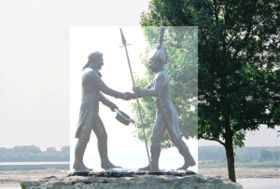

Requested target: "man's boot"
[{"left": 73, "top": 140, "right": 92, "bottom": 172}]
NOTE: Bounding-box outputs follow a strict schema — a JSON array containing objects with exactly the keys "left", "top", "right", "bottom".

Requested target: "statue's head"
[
  {"left": 83, "top": 51, "right": 103, "bottom": 70},
  {"left": 148, "top": 44, "right": 167, "bottom": 73},
  {"left": 88, "top": 51, "right": 103, "bottom": 70},
  {"left": 147, "top": 27, "right": 167, "bottom": 73}
]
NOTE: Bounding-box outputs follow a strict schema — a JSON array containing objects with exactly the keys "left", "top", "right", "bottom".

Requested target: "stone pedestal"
[{"left": 20, "top": 172, "right": 243, "bottom": 189}]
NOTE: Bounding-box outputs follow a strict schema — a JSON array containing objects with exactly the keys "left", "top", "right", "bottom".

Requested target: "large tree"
[{"left": 139, "top": 0, "right": 280, "bottom": 182}]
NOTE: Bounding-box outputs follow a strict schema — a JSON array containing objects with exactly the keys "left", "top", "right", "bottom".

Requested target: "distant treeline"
[
  {"left": 199, "top": 146, "right": 280, "bottom": 162},
  {"left": 1, "top": 145, "right": 279, "bottom": 162},
  {"left": 0, "top": 145, "right": 69, "bottom": 162}
]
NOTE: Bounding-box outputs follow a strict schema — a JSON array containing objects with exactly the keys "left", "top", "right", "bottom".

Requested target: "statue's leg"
[
  {"left": 93, "top": 117, "right": 120, "bottom": 169},
  {"left": 73, "top": 128, "right": 92, "bottom": 172},
  {"left": 167, "top": 125, "right": 196, "bottom": 170},
  {"left": 150, "top": 117, "right": 166, "bottom": 172},
  {"left": 139, "top": 113, "right": 166, "bottom": 172}
]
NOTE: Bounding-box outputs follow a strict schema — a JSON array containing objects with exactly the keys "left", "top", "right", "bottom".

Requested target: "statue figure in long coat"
[{"left": 74, "top": 51, "right": 134, "bottom": 172}]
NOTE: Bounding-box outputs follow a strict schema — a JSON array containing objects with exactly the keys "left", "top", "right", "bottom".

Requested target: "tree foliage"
[{"left": 140, "top": 0, "right": 280, "bottom": 182}]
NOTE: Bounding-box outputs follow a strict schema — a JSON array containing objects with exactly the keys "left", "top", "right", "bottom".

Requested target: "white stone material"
[{"left": 20, "top": 174, "right": 243, "bottom": 189}]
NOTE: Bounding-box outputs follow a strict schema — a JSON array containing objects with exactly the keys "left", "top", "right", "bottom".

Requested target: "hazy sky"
[
  {"left": 0, "top": 0, "right": 279, "bottom": 151},
  {"left": 0, "top": 0, "right": 150, "bottom": 149}
]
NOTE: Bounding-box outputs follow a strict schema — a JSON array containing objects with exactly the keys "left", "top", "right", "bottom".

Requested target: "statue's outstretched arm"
[
  {"left": 134, "top": 74, "right": 165, "bottom": 98},
  {"left": 145, "top": 82, "right": 153, "bottom": 89},
  {"left": 91, "top": 73, "right": 124, "bottom": 99},
  {"left": 89, "top": 72, "right": 134, "bottom": 100}
]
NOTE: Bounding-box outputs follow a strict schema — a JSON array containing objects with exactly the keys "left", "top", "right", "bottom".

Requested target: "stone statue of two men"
[{"left": 73, "top": 30, "right": 196, "bottom": 172}]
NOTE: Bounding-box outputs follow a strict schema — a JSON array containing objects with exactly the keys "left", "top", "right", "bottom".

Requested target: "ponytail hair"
[
  {"left": 82, "top": 62, "right": 90, "bottom": 70},
  {"left": 82, "top": 51, "right": 103, "bottom": 71}
]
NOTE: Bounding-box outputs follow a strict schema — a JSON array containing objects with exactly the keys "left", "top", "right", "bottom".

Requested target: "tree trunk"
[
  {"left": 225, "top": 138, "right": 236, "bottom": 182},
  {"left": 224, "top": 115, "right": 236, "bottom": 182}
]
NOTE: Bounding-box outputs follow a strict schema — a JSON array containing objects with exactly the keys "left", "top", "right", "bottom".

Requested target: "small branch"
[
  {"left": 201, "top": 136, "right": 225, "bottom": 146},
  {"left": 213, "top": 0, "right": 219, "bottom": 25}
]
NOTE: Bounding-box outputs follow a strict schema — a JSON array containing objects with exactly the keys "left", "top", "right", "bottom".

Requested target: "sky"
[
  {"left": 0, "top": 0, "right": 150, "bottom": 150},
  {"left": 0, "top": 0, "right": 279, "bottom": 154}
]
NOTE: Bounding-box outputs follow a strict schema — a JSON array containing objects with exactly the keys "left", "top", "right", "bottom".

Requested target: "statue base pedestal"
[
  {"left": 68, "top": 170, "right": 196, "bottom": 177},
  {"left": 20, "top": 171, "right": 243, "bottom": 189}
]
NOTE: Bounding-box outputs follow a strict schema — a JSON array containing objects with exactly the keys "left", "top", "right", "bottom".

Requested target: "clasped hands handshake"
[
  {"left": 122, "top": 86, "right": 142, "bottom": 100},
  {"left": 109, "top": 86, "right": 141, "bottom": 112}
]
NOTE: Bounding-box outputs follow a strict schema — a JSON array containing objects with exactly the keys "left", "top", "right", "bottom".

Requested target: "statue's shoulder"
[
  {"left": 82, "top": 68, "right": 99, "bottom": 79},
  {"left": 154, "top": 71, "right": 168, "bottom": 81}
]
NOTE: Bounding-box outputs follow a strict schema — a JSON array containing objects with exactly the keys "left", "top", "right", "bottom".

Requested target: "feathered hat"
[{"left": 148, "top": 27, "right": 167, "bottom": 65}]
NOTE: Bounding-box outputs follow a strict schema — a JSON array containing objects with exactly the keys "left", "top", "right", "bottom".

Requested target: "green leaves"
[
  {"left": 141, "top": 0, "right": 280, "bottom": 157},
  {"left": 139, "top": 0, "right": 280, "bottom": 181}
]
